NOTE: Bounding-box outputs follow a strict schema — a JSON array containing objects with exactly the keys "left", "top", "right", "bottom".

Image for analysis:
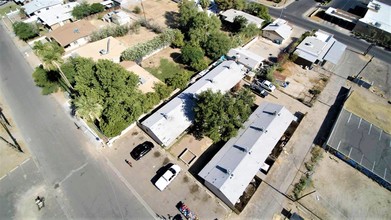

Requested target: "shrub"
[
  {"left": 90, "top": 25, "right": 131, "bottom": 42},
  {"left": 133, "top": 6, "right": 141, "bottom": 14},
  {"left": 13, "top": 22, "right": 39, "bottom": 41}
]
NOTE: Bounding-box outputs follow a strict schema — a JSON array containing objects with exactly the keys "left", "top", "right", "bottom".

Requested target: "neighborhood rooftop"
[
  {"left": 37, "top": 2, "right": 78, "bottom": 27},
  {"left": 227, "top": 48, "right": 265, "bottom": 70},
  {"left": 140, "top": 60, "right": 246, "bottom": 147},
  {"left": 360, "top": 0, "right": 391, "bottom": 34},
  {"left": 23, "top": 0, "right": 63, "bottom": 15},
  {"left": 295, "top": 30, "right": 346, "bottom": 64},
  {"left": 220, "top": 9, "right": 265, "bottom": 28},
  {"left": 47, "top": 20, "right": 97, "bottom": 47},
  {"left": 199, "top": 102, "right": 295, "bottom": 208},
  {"left": 262, "top": 19, "right": 293, "bottom": 40}
]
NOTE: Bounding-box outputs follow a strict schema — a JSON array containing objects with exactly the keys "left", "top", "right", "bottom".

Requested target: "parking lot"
[{"left": 102, "top": 127, "right": 230, "bottom": 219}]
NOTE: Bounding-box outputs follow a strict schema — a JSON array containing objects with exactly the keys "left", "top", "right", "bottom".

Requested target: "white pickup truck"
[{"left": 259, "top": 80, "right": 276, "bottom": 92}]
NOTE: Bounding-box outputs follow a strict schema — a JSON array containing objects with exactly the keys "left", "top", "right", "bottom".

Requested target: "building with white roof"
[
  {"left": 140, "top": 60, "right": 246, "bottom": 147},
  {"left": 103, "top": 10, "right": 132, "bottom": 26},
  {"left": 227, "top": 48, "right": 264, "bottom": 70},
  {"left": 353, "top": 0, "right": 391, "bottom": 40},
  {"left": 262, "top": 19, "right": 293, "bottom": 44},
  {"left": 294, "top": 30, "right": 346, "bottom": 67},
  {"left": 23, "top": 0, "right": 63, "bottom": 16},
  {"left": 220, "top": 9, "right": 265, "bottom": 28},
  {"left": 198, "top": 102, "right": 295, "bottom": 209},
  {"left": 37, "top": 2, "right": 78, "bottom": 30}
]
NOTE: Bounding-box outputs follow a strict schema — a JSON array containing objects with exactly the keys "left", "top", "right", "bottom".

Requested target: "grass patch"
[
  {"left": 146, "top": 58, "right": 184, "bottom": 82},
  {"left": 0, "top": 2, "right": 20, "bottom": 16}
]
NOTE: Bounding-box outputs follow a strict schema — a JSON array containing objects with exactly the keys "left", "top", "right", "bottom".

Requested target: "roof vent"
[
  {"left": 73, "top": 28, "right": 79, "bottom": 33},
  {"left": 305, "top": 42, "right": 312, "bottom": 47}
]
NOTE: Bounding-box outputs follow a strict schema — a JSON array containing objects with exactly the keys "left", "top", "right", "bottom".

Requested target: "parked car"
[
  {"left": 259, "top": 80, "right": 276, "bottom": 92},
  {"left": 250, "top": 83, "right": 269, "bottom": 98},
  {"left": 130, "top": 141, "right": 154, "bottom": 160},
  {"left": 155, "top": 164, "right": 181, "bottom": 191}
]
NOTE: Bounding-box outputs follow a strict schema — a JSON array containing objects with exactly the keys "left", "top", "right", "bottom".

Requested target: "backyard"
[{"left": 0, "top": 2, "right": 20, "bottom": 16}]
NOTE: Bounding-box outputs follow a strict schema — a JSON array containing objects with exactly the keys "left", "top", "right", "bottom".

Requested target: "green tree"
[
  {"left": 239, "top": 23, "right": 260, "bottom": 38},
  {"left": 204, "top": 31, "right": 232, "bottom": 59},
  {"left": 181, "top": 44, "right": 205, "bottom": 64},
  {"left": 32, "top": 66, "right": 60, "bottom": 95},
  {"left": 245, "top": 2, "right": 272, "bottom": 22},
  {"left": 12, "top": 22, "right": 39, "bottom": 41},
  {"left": 200, "top": 0, "right": 210, "bottom": 10},
  {"left": 72, "top": 2, "right": 92, "bottom": 19},
  {"left": 33, "top": 41, "right": 65, "bottom": 71},
  {"left": 233, "top": 15, "right": 247, "bottom": 32},
  {"left": 74, "top": 95, "right": 103, "bottom": 122},
  {"left": 154, "top": 83, "right": 173, "bottom": 100},
  {"left": 188, "top": 12, "right": 221, "bottom": 45},
  {"left": 172, "top": 29, "right": 185, "bottom": 48},
  {"left": 178, "top": 0, "right": 198, "bottom": 31},
  {"left": 190, "top": 58, "right": 208, "bottom": 72},
  {"left": 193, "top": 89, "right": 254, "bottom": 142},
  {"left": 165, "top": 70, "right": 191, "bottom": 89},
  {"left": 90, "top": 3, "right": 105, "bottom": 14},
  {"left": 215, "top": 0, "right": 245, "bottom": 10}
]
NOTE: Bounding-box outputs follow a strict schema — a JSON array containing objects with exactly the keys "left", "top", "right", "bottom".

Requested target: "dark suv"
[{"left": 130, "top": 141, "right": 154, "bottom": 160}]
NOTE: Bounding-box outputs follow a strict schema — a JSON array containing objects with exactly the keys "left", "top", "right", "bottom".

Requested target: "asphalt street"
[
  {"left": 0, "top": 24, "right": 154, "bottom": 219},
  {"left": 268, "top": 0, "right": 391, "bottom": 63}
]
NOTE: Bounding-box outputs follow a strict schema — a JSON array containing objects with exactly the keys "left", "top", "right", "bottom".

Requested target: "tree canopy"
[
  {"left": 193, "top": 89, "right": 254, "bottom": 142},
  {"left": 215, "top": 0, "right": 246, "bottom": 11},
  {"left": 204, "top": 31, "right": 232, "bottom": 59},
  {"left": 12, "top": 22, "right": 39, "bottom": 41},
  {"left": 245, "top": 2, "right": 272, "bottom": 22},
  {"left": 72, "top": 2, "right": 104, "bottom": 20}
]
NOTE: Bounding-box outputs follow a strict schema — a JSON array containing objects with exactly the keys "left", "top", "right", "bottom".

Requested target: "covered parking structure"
[{"left": 326, "top": 108, "right": 391, "bottom": 190}]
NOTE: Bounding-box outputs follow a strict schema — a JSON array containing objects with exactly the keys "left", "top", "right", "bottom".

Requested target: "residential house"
[
  {"left": 46, "top": 20, "right": 97, "bottom": 51},
  {"left": 220, "top": 9, "right": 265, "bottom": 28},
  {"left": 63, "top": 36, "right": 127, "bottom": 63},
  {"left": 294, "top": 30, "right": 346, "bottom": 68},
  {"left": 22, "top": 0, "right": 63, "bottom": 16},
  {"left": 199, "top": 102, "right": 296, "bottom": 210},
  {"left": 37, "top": 2, "right": 78, "bottom": 30},
  {"left": 140, "top": 60, "right": 246, "bottom": 147},
  {"left": 120, "top": 61, "right": 162, "bottom": 93},
  {"left": 227, "top": 48, "right": 265, "bottom": 71},
  {"left": 262, "top": 18, "right": 293, "bottom": 44}
]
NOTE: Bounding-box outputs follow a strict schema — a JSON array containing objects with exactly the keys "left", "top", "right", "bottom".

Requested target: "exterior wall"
[
  {"left": 64, "top": 37, "right": 89, "bottom": 52},
  {"left": 262, "top": 31, "right": 284, "bottom": 43},
  {"left": 353, "top": 21, "right": 391, "bottom": 42},
  {"left": 204, "top": 181, "right": 236, "bottom": 210}
]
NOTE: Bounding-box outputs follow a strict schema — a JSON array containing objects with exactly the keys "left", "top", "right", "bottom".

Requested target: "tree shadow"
[
  {"left": 170, "top": 52, "right": 184, "bottom": 64},
  {"left": 164, "top": 11, "right": 179, "bottom": 29}
]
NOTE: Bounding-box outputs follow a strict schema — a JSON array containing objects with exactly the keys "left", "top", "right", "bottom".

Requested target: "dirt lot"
[
  {"left": 116, "top": 27, "right": 158, "bottom": 47},
  {"left": 124, "top": 0, "right": 179, "bottom": 28},
  {"left": 278, "top": 62, "right": 330, "bottom": 105},
  {"left": 288, "top": 150, "right": 391, "bottom": 219},
  {"left": 344, "top": 87, "right": 391, "bottom": 134}
]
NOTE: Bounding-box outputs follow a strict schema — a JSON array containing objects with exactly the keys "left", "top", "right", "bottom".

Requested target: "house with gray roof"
[
  {"left": 37, "top": 2, "right": 78, "bottom": 29},
  {"left": 262, "top": 18, "right": 293, "bottom": 44},
  {"left": 23, "top": 0, "right": 63, "bottom": 16},
  {"left": 227, "top": 48, "right": 265, "bottom": 70},
  {"left": 140, "top": 60, "right": 246, "bottom": 147},
  {"left": 294, "top": 30, "right": 346, "bottom": 68},
  {"left": 220, "top": 9, "right": 265, "bottom": 28},
  {"left": 198, "top": 102, "right": 296, "bottom": 210}
]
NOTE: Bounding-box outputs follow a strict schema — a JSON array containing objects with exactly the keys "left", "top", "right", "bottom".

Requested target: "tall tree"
[
  {"left": 12, "top": 22, "right": 39, "bottom": 41},
  {"left": 178, "top": 0, "right": 198, "bottom": 31},
  {"left": 204, "top": 31, "right": 232, "bottom": 59},
  {"left": 74, "top": 95, "right": 103, "bottom": 122}
]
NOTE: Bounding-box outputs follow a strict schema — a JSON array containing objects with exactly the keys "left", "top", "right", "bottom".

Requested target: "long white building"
[
  {"left": 140, "top": 60, "right": 246, "bottom": 147},
  {"left": 199, "top": 102, "right": 296, "bottom": 209}
]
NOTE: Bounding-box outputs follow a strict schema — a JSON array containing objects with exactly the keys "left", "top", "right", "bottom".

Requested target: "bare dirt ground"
[
  {"left": 0, "top": 97, "right": 29, "bottom": 178},
  {"left": 116, "top": 27, "right": 158, "bottom": 47},
  {"left": 141, "top": 47, "right": 181, "bottom": 69},
  {"left": 88, "top": 19, "right": 111, "bottom": 29},
  {"left": 344, "top": 87, "right": 391, "bottom": 133},
  {"left": 124, "top": 0, "right": 179, "bottom": 28},
  {"left": 278, "top": 62, "right": 330, "bottom": 104},
  {"left": 288, "top": 150, "right": 391, "bottom": 220}
]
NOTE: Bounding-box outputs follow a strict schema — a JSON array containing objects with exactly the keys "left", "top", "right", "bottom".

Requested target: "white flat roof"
[
  {"left": 360, "top": 0, "right": 391, "bottom": 34},
  {"left": 221, "top": 9, "right": 264, "bottom": 28},
  {"left": 23, "top": 0, "right": 63, "bottom": 15},
  {"left": 227, "top": 48, "right": 264, "bottom": 69},
  {"left": 141, "top": 60, "right": 246, "bottom": 147},
  {"left": 262, "top": 18, "right": 293, "bottom": 40},
  {"left": 37, "top": 3, "right": 78, "bottom": 27},
  {"left": 199, "top": 102, "right": 295, "bottom": 206}
]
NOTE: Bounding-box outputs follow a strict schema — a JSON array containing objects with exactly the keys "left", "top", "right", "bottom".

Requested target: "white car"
[
  {"left": 155, "top": 164, "right": 181, "bottom": 191},
  {"left": 259, "top": 80, "right": 276, "bottom": 92}
]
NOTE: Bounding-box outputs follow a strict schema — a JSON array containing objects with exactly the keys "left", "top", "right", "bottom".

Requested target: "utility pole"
[
  {"left": 140, "top": 0, "right": 147, "bottom": 21},
  {"left": 355, "top": 56, "right": 374, "bottom": 79},
  {"left": 363, "top": 43, "right": 374, "bottom": 56}
]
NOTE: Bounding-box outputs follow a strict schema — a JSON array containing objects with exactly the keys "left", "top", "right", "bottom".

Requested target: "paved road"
[
  {"left": 0, "top": 24, "right": 154, "bottom": 219},
  {"left": 268, "top": 0, "right": 391, "bottom": 64}
]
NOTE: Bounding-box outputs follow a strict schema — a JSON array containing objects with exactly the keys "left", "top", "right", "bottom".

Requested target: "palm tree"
[{"left": 74, "top": 96, "right": 103, "bottom": 122}]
